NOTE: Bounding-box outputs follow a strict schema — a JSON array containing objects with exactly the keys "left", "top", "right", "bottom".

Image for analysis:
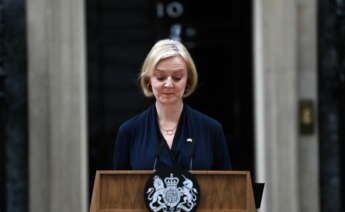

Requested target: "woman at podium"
[{"left": 113, "top": 39, "right": 231, "bottom": 171}]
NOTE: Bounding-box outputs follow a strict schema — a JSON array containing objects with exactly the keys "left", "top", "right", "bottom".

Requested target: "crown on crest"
[{"left": 164, "top": 173, "right": 179, "bottom": 187}]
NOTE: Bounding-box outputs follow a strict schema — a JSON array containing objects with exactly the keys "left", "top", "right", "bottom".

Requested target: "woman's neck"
[{"left": 155, "top": 101, "right": 184, "bottom": 124}]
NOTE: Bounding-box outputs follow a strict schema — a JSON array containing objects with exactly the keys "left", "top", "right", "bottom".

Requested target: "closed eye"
[
  {"left": 172, "top": 77, "right": 182, "bottom": 81},
  {"left": 154, "top": 74, "right": 183, "bottom": 82},
  {"left": 157, "top": 76, "right": 166, "bottom": 81}
]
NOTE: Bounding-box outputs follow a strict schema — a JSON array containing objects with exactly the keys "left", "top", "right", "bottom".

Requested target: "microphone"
[
  {"left": 153, "top": 140, "right": 165, "bottom": 170},
  {"left": 189, "top": 139, "right": 196, "bottom": 170},
  {"left": 153, "top": 153, "right": 158, "bottom": 170}
]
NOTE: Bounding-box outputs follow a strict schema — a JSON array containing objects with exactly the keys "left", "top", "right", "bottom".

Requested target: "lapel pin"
[{"left": 186, "top": 138, "right": 193, "bottom": 143}]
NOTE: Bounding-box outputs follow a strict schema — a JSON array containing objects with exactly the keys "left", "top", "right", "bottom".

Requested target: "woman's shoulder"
[
  {"left": 118, "top": 106, "right": 153, "bottom": 133},
  {"left": 185, "top": 105, "right": 223, "bottom": 129}
]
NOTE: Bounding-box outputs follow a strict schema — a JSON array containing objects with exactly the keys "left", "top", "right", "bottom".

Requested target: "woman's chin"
[{"left": 157, "top": 96, "right": 181, "bottom": 105}]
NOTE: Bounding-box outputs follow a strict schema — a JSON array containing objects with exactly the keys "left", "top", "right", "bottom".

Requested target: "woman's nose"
[{"left": 164, "top": 77, "right": 174, "bottom": 87}]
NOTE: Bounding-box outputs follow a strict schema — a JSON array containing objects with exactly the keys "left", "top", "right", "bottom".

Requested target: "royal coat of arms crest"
[{"left": 144, "top": 170, "right": 200, "bottom": 212}]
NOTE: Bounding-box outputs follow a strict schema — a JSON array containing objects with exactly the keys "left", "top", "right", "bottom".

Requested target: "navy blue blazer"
[{"left": 112, "top": 104, "right": 232, "bottom": 170}]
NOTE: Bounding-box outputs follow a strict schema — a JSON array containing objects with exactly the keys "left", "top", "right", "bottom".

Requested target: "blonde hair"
[{"left": 139, "top": 39, "right": 198, "bottom": 97}]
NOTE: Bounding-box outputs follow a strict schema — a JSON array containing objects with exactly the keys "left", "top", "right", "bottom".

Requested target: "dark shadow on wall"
[
  {"left": 1, "top": 0, "right": 28, "bottom": 211},
  {"left": 1, "top": 0, "right": 6, "bottom": 211},
  {"left": 318, "top": 0, "right": 345, "bottom": 211}
]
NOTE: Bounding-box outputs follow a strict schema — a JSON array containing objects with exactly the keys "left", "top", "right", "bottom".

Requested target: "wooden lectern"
[{"left": 90, "top": 170, "right": 257, "bottom": 212}]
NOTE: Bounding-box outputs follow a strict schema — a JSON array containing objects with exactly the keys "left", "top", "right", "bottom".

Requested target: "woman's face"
[{"left": 149, "top": 56, "right": 188, "bottom": 105}]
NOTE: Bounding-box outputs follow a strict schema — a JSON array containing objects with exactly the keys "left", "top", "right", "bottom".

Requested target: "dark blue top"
[{"left": 112, "top": 104, "right": 232, "bottom": 170}]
